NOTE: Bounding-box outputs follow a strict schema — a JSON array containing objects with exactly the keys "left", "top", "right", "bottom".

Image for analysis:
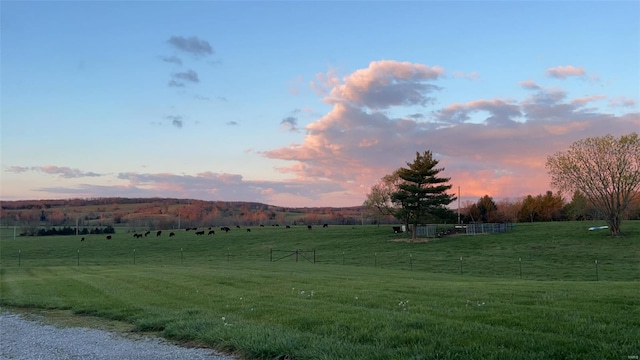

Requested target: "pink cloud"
[
  {"left": 7, "top": 60, "right": 638, "bottom": 207},
  {"left": 519, "top": 80, "right": 541, "bottom": 90},
  {"left": 326, "top": 60, "right": 445, "bottom": 109},
  {"left": 545, "top": 65, "right": 586, "bottom": 79},
  {"left": 609, "top": 97, "right": 637, "bottom": 108},
  {"left": 262, "top": 61, "right": 639, "bottom": 205},
  {"left": 571, "top": 95, "right": 607, "bottom": 106},
  {"left": 5, "top": 165, "right": 102, "bottom": 178}
]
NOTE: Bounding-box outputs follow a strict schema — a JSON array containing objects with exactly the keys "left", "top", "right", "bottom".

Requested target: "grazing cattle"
[
  {"left": 307, "top": 225, "right": 312, "bottom": 230},
  {"left": 156, "top": 230, "right": 162, "bottom": 237},
  {"left": 195, "top": 230, "right": 205, "bottom": 235},
  {"left": 221, "top": 226, "right": 231, "bottom": 233},
  {"left": 286, "top": 225, "right": 291, "bottom": 229},
  {"left": 133, "top": 233, "right": 142, "bottom": 238},
  {"left": 236, "top": 225, "right": 241, "bottom": 229},
  {"left": 106, "top": 235, "right": 112, "bottom": 240},
  {"left": 260, "top": 225, "right": 264, "bottom": 227},
  {"left": 145, "top": 231, "right": 150, "bottom": 237},
  {"left": 80, "top": 237, "right": 85, "bottom": 242},
  {"left": 275, "top": 224, "right": 280, "bottom": 227},
  {"left": 323, "top": 224, "right": 328, "bottom": 228},
  {"left": 169, "top": 232, "right": 175, "bottom": 237},
  {"left": 246, "top": 228, "right": 251, "bottom": 232},
  {"left": 208, "top": 230, "right": 215, "bottom": 235}
]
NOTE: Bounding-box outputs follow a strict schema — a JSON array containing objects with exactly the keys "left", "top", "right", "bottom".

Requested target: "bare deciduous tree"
[{"left": 546, "top": 133, "right": 640, "bottom": 236}]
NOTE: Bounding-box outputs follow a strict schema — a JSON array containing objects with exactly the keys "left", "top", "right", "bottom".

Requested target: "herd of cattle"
[{"left": 81, "top": 223, "right": 330, "bottom": 241}]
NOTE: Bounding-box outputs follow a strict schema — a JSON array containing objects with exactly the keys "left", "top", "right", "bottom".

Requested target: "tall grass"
[{"left": 1, "top": 221, "right": 639, "bottom": 359}]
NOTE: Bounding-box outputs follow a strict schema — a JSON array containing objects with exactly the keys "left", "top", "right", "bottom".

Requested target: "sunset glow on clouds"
[{"left": 2, "top": 2, "right": 638, "bottom": 207}]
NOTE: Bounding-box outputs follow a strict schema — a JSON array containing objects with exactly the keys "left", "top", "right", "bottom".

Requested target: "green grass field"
[{"left": 1, "top": 222, "right": 639, "bottom": 359}]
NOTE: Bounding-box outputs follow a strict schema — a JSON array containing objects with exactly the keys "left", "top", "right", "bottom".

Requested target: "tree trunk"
[
  {"left": 411, "top": 221, "right": 417, "bottom": 240},
  {"left": 607, "top": 214, "right": 622, "bottom": 237}
]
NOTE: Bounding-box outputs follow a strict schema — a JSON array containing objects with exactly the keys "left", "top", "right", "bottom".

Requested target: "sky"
[{"left": 1, "top": 1, "right": 639, "bottom": 207}]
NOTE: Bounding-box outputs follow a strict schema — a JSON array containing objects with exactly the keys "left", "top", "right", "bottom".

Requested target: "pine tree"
[{"left": 391, "top": 151, "right": 456, "bottom": 239}]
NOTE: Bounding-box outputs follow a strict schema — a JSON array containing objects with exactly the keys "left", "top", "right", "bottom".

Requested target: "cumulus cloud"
[
  {"left": 167, "top": 36, "right": 214, "bottom": 56},
  {"left": 5, "top": 165, "right": 102, "bottom": 178},
  {"left": 545, "top": 65, "right": 586, "bottom": 79},
  {"left": 262, "top": 60, "right": 639, "bottom": 202},
  {"left": 327, "top": 60, "right": 445, "bottom": 109}
]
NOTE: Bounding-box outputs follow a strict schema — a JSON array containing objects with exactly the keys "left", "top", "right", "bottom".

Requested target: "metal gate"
[{"left": 270, "top": 249, "right": 316, "bottom": 264}]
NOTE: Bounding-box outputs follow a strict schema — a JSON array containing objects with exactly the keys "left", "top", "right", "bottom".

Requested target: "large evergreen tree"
[{"left": 390, "top": 151, "right": 456, "bottom": 239}]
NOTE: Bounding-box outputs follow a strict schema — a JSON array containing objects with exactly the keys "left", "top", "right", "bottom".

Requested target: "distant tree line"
[
  {"left": 28, "top": 225, "right": 116, "bottom": 237},
  {"left": 461, "top": 190, "right": 640, "bottom": 224}
]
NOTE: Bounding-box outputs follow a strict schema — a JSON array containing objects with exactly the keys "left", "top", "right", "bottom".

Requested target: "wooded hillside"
[{"left": 0, "top": 198, "right": 376, "bottom": 235}]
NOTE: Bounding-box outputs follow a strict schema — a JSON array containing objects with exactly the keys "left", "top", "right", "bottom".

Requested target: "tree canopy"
[{"left": 546, "top": 132, "right": 640, "bottom": 236}]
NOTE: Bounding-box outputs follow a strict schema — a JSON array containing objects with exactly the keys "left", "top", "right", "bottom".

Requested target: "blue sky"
[{"left": 2, "top": 1, "right": 639, "bottom": 207}]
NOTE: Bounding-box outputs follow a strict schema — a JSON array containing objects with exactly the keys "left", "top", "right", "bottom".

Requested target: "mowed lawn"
[{"left": 1, "top": 222, "right": 639, "bottom": 359}]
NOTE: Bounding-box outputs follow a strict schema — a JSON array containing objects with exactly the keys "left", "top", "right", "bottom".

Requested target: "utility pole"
[{"left": 457, "top": 186, "right": 461, "bottom": 224}]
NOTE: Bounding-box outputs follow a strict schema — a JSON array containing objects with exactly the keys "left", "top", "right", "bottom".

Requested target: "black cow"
[
  {"left": 246, "top": 228, "right": 251, "bottom": 232},
  {"left": 323, "top": 224, "right": 328, "bottom": 228},
  {"left": 208, "top": 230, "right": 215, "bottom": 235},
  {"left": 80, "top": 237, "right": 85, "bottom": 242},
  {"left": 145, "top": 231, "right": 150, "bottom": 237},
  {"left": 286, "top": 225, "right": 291, "bottom": 229},
  {"left": 156, "top": 230, "right": 162, "bottom": 237},
  {"left": 169, "top": 232, "right": 175, "bottom": 237},
  {"left": 195, "top": 231, "right": 205, "bottom": 235},
  {"left": 307, "top": 225, "right": 312, "bottom": 230},
  {"left": 106, "top": 235, "right": 112, "bottom": 240}
]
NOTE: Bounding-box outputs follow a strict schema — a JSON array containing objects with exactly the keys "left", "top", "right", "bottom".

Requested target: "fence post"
[{"left": 595, "top": 259, "right": 599, "bottom": 281}]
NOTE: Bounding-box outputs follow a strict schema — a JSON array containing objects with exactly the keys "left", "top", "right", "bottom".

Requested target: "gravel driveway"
[{"left": 0, "top": 311, "right": 235, "bottom": 360}]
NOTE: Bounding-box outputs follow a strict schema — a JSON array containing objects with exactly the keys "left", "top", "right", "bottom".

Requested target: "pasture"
[{"left": 1, "top": 222, "right": 639, "bottom": 359}]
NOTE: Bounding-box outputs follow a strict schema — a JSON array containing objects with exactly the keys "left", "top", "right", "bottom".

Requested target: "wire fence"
[{"left": 2, "top": 247, "right": 636, "bottom": 282}]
